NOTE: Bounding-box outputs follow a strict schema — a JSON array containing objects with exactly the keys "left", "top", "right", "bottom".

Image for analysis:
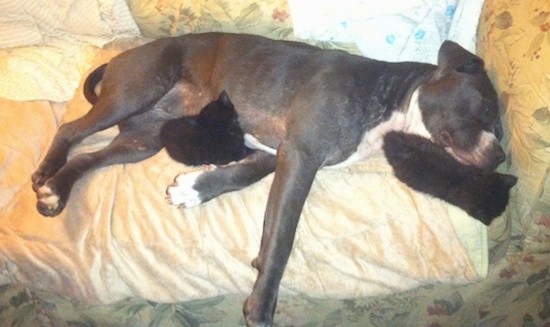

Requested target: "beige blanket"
[{"left": 0, "top": 1, "right": 487, "bottom": 304}]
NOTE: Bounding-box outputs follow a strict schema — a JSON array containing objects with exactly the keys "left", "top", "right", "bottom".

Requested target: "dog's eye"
[
  {"left": 481, "top": 102, "right": 493, "bottom": 118},
  {"left": 481, "top": 102, "right": 492, "bottom": 116}
]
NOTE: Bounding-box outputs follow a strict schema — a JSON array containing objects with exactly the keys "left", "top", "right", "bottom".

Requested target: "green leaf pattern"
[
  {"left": 478, "top": 0, "right": 550, "bottom": 257},
  {"left": 3, "top": 256, "right": 548, "bottom": 326},
  {"left": 126, "top": 0, "right": 295, "bottom": 40}
]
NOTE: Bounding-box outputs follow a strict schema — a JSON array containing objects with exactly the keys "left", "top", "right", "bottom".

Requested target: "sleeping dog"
[{"left": 32, "top": 33, "right": 506, "bottom": 326}]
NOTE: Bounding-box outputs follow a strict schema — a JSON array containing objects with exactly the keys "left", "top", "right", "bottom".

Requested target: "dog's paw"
[
  {"left": 31, "top": 160, "right": 66, "bottom": 191},
  {"left": 166, "top": 165, "right": 216, "bottom": 207},
  {"left": 32, "top": 169, "right": 50, "bottom": 192},
  {"left": 36, "top": 184, "right": 64, "bottom": 217},
  {"left": 243, "top": 295, "right": 275, "bottom": 327}
]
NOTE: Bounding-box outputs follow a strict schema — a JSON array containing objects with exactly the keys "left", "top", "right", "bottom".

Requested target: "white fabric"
[
  {"left": 0, "top": 0, "right": 140, "bottom": 48},
  {"left": 288, "top": 0, "right": 485, "bottom": 63},
  {"left": 0, "top": 0, "right": 141, "bottom": 102}
]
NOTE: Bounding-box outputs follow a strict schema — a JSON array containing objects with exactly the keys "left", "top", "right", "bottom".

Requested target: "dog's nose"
[
  {"left": 485, "top": 146, "right": 505, "bottom": 171},
  {"left": 493, "top": 123, "right": 503, "bottom": 141}
]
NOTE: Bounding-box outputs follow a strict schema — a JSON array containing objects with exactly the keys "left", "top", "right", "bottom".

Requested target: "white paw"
[
  {"left": 37, "top": 185, "right": 60, "bottom": 211},
  {"left": 166, "top": 165, "right": 215, "bottom": 208}
]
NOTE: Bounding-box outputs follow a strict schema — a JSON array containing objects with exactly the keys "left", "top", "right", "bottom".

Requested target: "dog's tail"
[{"left": 83, "top": 63, "right": 107, "bottom": 105}]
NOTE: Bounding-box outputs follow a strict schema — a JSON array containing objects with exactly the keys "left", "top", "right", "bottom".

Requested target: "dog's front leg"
[{"left": 243, "top": 142, "right": 322, "bottom": 327}]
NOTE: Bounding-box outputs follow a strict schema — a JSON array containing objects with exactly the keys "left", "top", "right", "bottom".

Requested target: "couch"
[{"left": 0, "top": 0, "right": 548, "bottom": 325}]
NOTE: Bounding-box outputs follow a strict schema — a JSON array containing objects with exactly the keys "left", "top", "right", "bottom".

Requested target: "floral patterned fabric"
[
  {"left": 1, "top": 253, "right": 549, "bottom": 326},
  {"left": 125, "top": 0, "right": 361, "bottom": 54},
  {"left": 1, "top": 0, "right": 549, "bottom": 326},
  {"left": 478, "top": 0, "right": 550, "bottom": 258},
  {"left": 126, "top": 0, "right": 293, "bottom": 40}
]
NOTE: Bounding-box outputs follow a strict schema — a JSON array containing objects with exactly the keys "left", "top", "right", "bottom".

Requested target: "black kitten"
[
  {"left": 160, "top": 91, "right": 253, "bottom": 166},
  {"left": 383, "top": 131, "right": 517, "bottom": 225}
]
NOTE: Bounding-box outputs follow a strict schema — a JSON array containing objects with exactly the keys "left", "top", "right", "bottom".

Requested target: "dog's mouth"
[
  {"left": 444, "top": 141, "right": 505, "bottom": 171},
  {"left": 434, "top": 128, "right": 505, "bottom": 171}
]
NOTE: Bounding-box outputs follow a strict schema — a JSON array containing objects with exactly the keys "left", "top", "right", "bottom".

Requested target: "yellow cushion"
[{"left": 478, "top": 0, "right": 550, "bottom": 252}]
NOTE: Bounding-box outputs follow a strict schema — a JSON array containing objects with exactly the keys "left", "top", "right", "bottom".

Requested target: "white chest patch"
[{"left": 329, "top": 89, "right": 431, "bottom": 168}]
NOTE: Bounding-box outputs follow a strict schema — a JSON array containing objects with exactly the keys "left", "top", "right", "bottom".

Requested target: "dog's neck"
[
  {"left": 324, "top": 88, "right": 431, "bottom": 169},
  {"left": 360, "top": 88, "right": 432, "bottom": 153},
  {"left": 400, "top": 89, "right": 432, "bottom": 139}
]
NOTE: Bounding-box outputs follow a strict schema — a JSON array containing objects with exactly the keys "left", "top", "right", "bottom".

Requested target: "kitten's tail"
[{"left": 244, "top": 134, "right": 277, "bottom": 155}]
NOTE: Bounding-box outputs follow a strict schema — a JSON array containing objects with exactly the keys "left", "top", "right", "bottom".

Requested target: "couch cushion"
[
  {"left": 125, "top": 0, "right": 294, "bottom": 40},
  {"left": 478, "top": 0, "right": 550, "bottom": 254}
]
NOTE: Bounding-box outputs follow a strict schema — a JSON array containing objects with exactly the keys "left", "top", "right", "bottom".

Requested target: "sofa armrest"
[{"left": 477, "top": 0, "right": 550, "bottom": 256}]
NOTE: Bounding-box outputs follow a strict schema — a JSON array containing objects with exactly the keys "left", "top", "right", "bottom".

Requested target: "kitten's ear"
[
  {"left": 501, "top": 174, "right": 518, "bottom": 189},
  {"left": 218, "top": 90, "right": 231, "bottom": 105}
]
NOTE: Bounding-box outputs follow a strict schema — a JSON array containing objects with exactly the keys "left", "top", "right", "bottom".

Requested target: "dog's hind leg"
[
  {"left": 166, "top": 150, "right": 277, "bottom": 207},
  {"left": 33, "top": 41, "right": 183, "bottom": 195},
  {"left": 31, "top": 100, "right": 140, "bottom": 191},
  {"left": 35, "top": 118, "right": 164, "bottom": 217}
]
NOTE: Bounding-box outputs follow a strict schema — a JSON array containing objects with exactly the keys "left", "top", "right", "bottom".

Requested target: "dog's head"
[{"left": 418, "top": 41, "right": 505, "bottom": 171}]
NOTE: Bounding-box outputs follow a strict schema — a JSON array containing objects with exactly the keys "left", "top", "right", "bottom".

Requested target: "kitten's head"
[
  {"left": 198, "top": 90, "right": 238, "bottom": 128},
  {"left": 455, "top": 172, "right": 518, "bottom": 225}
]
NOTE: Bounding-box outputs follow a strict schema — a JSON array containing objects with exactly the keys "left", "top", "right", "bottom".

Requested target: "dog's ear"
[{"left": 437, "top": 40, "right": 485, "bottom": 74}]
